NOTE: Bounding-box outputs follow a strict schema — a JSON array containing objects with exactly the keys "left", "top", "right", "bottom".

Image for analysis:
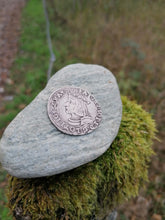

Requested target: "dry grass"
[
  {"left": 48, "top": 0, "right": 165, "bottom": 219},
  {"left": 50, "top": 0, "right": 165, "bottom": 127}
]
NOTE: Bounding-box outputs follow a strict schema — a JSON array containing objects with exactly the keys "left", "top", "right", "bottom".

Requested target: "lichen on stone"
[{"left": 6, "top": 96, "right": 156, "bottom": 220}]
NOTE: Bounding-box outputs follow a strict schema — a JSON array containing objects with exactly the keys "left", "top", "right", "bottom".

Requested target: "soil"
[{"left": 0, "top": 0, "right": 26, "bottom": 105}]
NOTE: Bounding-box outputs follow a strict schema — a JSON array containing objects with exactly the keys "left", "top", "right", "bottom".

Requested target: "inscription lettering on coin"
[{"left": 47, "top": 87, "right": 102, "bottom": 135}]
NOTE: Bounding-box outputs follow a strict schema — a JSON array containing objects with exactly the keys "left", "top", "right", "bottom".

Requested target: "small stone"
[
  {"left": 3, "top": 95, "right": 13, "bottom": 101},
  {"left": 5, "top": 78, "right": 14, "bottom": 85},
  {"left": 106, "top": 210, "right": 118, "bottom": 220},
  {"left": 0, "top": 87, "right": 4, "bottom": 93},
  {"left": 0, "top": 64, "right": 122, "bottom": 178}
]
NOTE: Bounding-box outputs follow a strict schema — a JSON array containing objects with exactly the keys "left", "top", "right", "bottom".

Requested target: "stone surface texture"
[{"left": 0, "top": 64, "right": 122, "bottom": 178}]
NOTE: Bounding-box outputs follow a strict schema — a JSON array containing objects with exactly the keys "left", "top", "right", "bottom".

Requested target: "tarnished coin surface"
[{"left": 47, "top": 87, "right": 102, "bottom": 135}]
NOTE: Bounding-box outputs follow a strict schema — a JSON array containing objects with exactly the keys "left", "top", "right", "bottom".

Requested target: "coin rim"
[{"left": 47, "top": 86, "right": 102, "bottom": 136}]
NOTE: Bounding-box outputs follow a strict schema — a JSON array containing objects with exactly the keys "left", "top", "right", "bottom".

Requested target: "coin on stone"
[{"left": 47, "top": 87, "right": 102, "bottom": 135}]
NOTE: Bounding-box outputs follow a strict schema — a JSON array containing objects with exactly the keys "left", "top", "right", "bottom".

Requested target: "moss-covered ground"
[{"left": 0, "top": 0, "right": 165, "bottom": 219}]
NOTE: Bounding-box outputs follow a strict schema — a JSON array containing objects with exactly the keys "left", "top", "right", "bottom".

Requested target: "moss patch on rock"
[{"left": 6, "top": 96, "right": 156, "bottom": 220}]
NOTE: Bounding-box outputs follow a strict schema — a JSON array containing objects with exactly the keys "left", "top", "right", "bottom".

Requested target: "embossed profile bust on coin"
[
  {"left": 0, "top": 64, "right": 156, "bottom": 220},
  {"left": 47, "top": 87, "right": 102, "bottom": 136}
]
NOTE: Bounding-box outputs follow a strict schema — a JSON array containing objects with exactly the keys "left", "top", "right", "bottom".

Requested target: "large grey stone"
[{"left": 0, "top": 64, "right": 122, "bottom": 178}]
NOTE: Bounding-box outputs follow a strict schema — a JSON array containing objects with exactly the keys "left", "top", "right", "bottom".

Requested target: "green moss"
[{"left": 6, "top": 96, "right": 156, "bottom": 220}]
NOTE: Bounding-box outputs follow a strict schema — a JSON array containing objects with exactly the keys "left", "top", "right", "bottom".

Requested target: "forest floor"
[{"left": 0, "top": 0, "right": 165, "bottom": 220}]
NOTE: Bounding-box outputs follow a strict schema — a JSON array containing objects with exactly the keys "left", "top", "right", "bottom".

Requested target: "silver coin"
[{"left": 47, "top": 87, "right": 102, "bottom": 136}]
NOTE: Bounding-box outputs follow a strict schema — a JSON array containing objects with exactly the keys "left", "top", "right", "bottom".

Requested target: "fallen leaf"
[{"left": 151, "top": 213, "right": 162, "bottom": 220}]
